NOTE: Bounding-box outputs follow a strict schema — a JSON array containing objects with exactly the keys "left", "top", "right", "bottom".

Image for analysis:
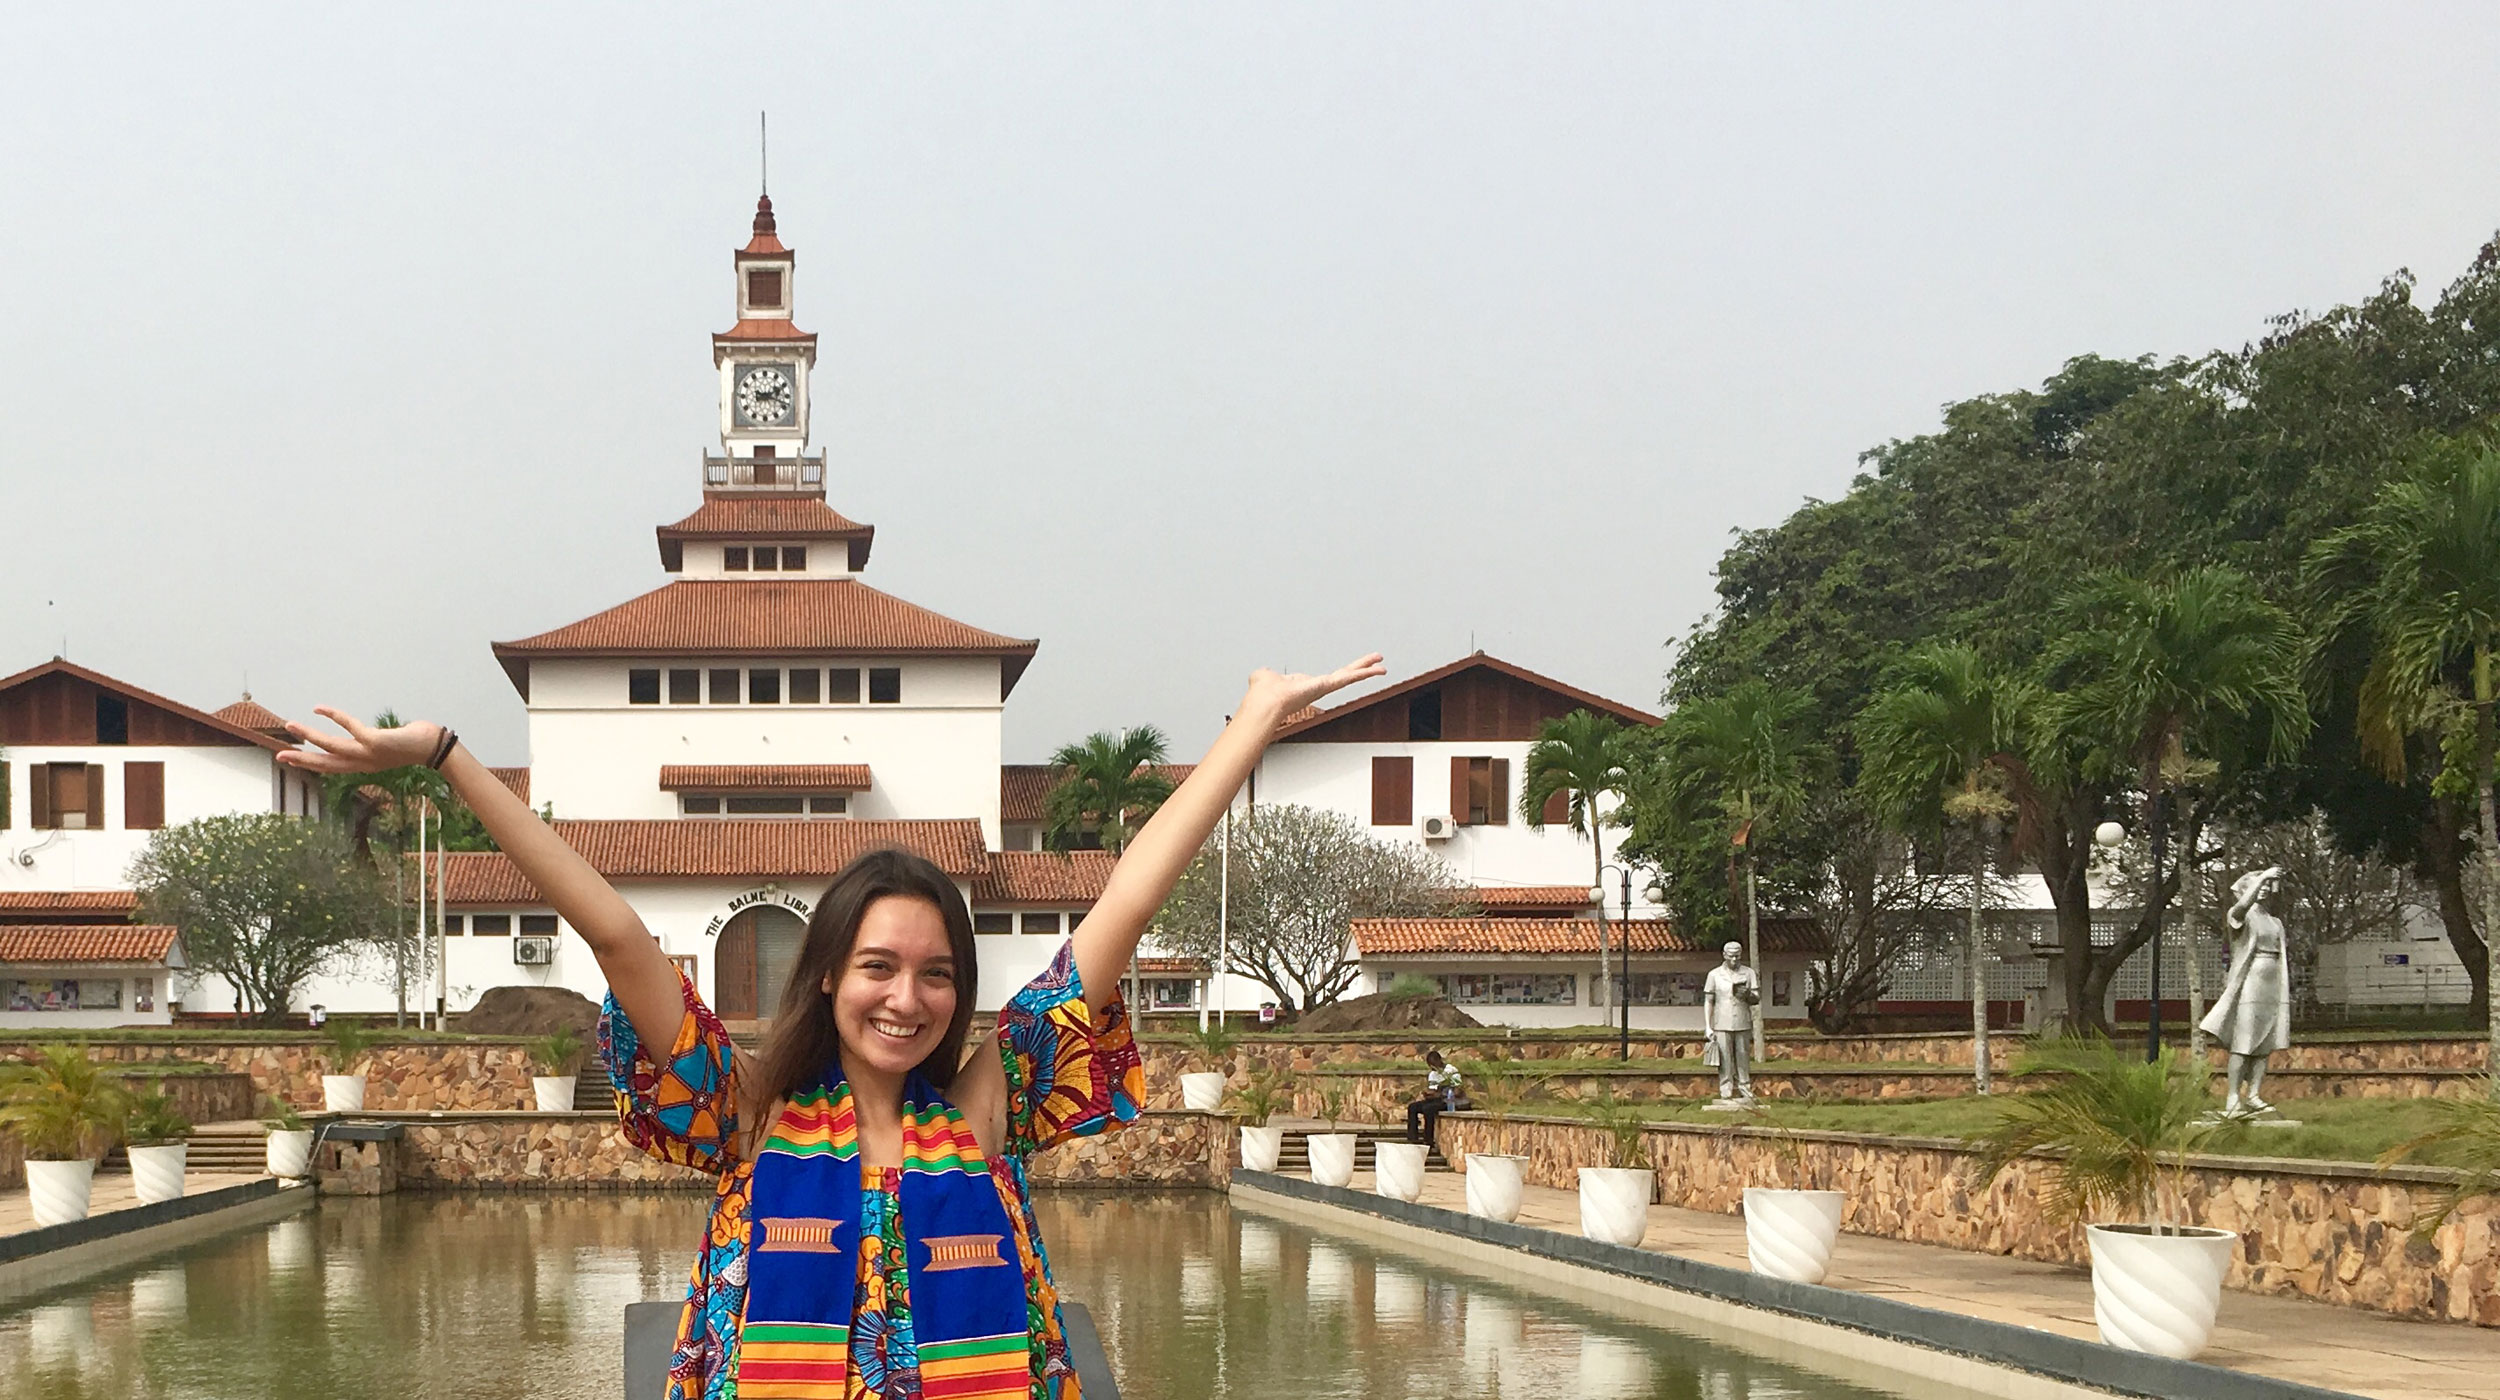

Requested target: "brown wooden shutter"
[
  {"left": 1449, "top": 757, "right": 1471, "bottom": 825},
  {"left": 1370, "top": 756, "right": 1413, "bottom": 826},
  {"left": 30, "top": 763, "right": 51, "bottom": 828},
  {"left": 0, "top": 762, "right": 9, "bottom": 830},
  {"left": 124, "top": 761, "right": 165, "bottom": 830},
  {"left": 1542, "top": 788, "right": 1572, "bottom": 825},
  {"left": 1487, "top": 758, "right": 1510, "bottom": 825}
]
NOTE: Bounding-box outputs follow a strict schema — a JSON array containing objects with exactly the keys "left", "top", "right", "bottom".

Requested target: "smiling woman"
[{"left": 274, "top": 652, "right": 1385, "bottom": 1400}]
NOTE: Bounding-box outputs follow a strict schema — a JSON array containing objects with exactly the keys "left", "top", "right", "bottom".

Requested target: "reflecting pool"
[{"left": 0, "top": 1192, "right": 1976, "bottom": 1400}]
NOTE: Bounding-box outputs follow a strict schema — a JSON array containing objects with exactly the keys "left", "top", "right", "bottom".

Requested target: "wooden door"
[{"left": 716, "top": 914, "right": 758, "bottom": 1020}]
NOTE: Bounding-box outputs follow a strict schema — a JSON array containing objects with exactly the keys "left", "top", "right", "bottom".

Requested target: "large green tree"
[
  {"left": 1518, "top": 709, "right": 1640, "bottom": 1008},
  {"left": 130, "top": 814, "right": 398, "bottom": 1024},
  {"left": 1043, "top": 727, "right": 1176, "bottom": 856}
]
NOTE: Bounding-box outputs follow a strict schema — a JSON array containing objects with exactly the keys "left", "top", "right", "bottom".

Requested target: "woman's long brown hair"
[{"left": 749, "top": 848, "right": 982, "bottom": 1109}]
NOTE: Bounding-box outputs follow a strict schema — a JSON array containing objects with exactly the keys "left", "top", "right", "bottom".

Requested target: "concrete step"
[{"left": 1267, "top": 1127, "right": 1451, "bottom": 1172}]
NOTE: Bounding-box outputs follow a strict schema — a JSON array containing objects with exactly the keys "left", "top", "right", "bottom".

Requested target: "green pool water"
[{"left": 0, "top": 1193, "right": 1972, "bottom": 1399}]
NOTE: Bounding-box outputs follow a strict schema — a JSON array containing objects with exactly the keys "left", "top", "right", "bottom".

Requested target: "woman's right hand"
[{"left": 275, "top": 707, "right": 445, "bottom": 776}]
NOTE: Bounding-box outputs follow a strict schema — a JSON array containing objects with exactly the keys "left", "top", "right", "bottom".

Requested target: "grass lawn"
[{"left": 1518, "top": 1093, "right": 2493, "bottom": 1172}]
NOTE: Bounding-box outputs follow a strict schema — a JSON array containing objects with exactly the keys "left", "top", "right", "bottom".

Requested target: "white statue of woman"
[{"left": 2198, "top": 866, "right": 2290, "bottom": 1115}]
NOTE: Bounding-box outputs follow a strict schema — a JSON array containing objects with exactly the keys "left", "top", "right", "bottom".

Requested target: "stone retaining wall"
[
  {"left": 8, "top": 1039, "right": 545, "bottom": 1113},
  {"left": 1434, "top": 1112, "right": 2500, "bottom": 1328}
]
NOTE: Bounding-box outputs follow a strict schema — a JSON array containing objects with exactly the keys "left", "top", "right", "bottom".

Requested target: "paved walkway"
[
  {"left": 1333, "top": 1169, "right": 2493, "bottom": 1400},
  {"left": 0, "top": 1169, "right": 267, "bottom": 1241}
]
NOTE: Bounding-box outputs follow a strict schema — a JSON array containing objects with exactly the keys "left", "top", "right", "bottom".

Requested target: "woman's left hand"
[{"left": 1242, "top": 654, "right": 1387, "bottom": 725}]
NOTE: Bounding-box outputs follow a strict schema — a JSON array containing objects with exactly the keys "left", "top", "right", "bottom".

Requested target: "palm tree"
[
  {"left": 1519, "top": 710, "right": 1638, "bottom": 1009},
  {"left": 2310, "top": 444, "right": 2500, "bottom": 1081},
  {"left": 1654, "top": 680, "right": 1820, "bottom": 1039},
  {"left": 2048, "top": 568, "right": 2309, "bottom": 1060},
  {"left": 1041, "top": 727, "right": 1176, "bottom": 856},
  {"left": 319, "top": 711, "right": 449, "bottom": 1027},
  {"left": 1859, "top": 642, "right": 2026, "bottom": 1093}
]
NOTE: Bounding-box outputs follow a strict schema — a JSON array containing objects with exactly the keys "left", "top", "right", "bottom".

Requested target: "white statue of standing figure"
[
  {"left": 1701, "top": 940, "right": 1760, "bottom": 1101},
  {"left": 2198, "top": 866, "right": 2291, "bottom": 1116}
]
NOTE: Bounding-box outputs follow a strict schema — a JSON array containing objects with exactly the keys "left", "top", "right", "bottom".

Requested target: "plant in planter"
[
  {"left": 1574, "top": 1086, "right": 1657, "bottom": 1248},
  {"left": 1305, "top": 1078, "right": 1359, "bottom": 1188},
  {"left": 319, "top": 1021, "right": 382, "bottom": 1112},
  {"left": 2376, "top": 1075, "right": 2500, "bottom": 1238},
  {"left": 1731, "top": 1103, "right": 1845, "bottom": 1284},
  {"left": 263, "top": 1094, "right": 316, "bottom": 1180},
  {"left": 1454, "top": 1056, "right": 1546, "bottom": 1222},
  {"left": 1227, "top": 1069, "right": 1289, "bottom": 1173},
  {"left": 123, "top": 1090, "right": 194, "bottom": 1205},
  {"left": 1176, "top": 1022, "right": 1241, "bottom": 1112},
  {"left": 530, "top": 1026, "right": 589, "bottom": 1111},
  {"left": 0, "top": 1046, "right": 132, "bottom": 1227},
  {"left": 1967, "top": 1036, "right": 2244, "bottom": 1359}
]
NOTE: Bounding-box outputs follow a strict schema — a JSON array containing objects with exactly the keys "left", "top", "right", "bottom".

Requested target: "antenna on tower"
[{"left": 760, "top": 111, "right": 769, "bottom": 196}]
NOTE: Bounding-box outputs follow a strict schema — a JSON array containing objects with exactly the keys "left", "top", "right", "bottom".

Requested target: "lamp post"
[
  {"left": 1593, "top": 867, "right": 1668, "bottom": 1062},
  {"left": 2093, "top": 815, "right": 2166, "bottom": 1062}
]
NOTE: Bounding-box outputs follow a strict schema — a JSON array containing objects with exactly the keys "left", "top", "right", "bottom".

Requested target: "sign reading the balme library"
[{"left": 704, "top": 885, "right": 813, "bottom": 938}]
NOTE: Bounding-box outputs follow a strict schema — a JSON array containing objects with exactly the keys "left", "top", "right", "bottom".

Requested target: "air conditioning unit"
[
  {"left": 1420, "top": 814, "right": 1459, "bottom": 841},
  {"left": 513, "top": 935, "right": 557, "bottom": 966}
]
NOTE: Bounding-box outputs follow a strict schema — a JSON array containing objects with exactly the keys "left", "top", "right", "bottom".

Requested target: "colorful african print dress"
[{"left": 600, "top": 941, "right": 1143, "bottom": 1400}]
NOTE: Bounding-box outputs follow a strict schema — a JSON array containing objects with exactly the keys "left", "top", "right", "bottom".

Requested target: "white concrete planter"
[
  {"left": 321, "top": 1074, "right": 366, "bottom": 1112},
  {"left": 23, "top": 1158, "right": 96, "bottom": 1228},
  {"left": 129, "top": 1143, "right": 189, "bottom": 1205},
  {"left": 1373, "top": 1142, "right": 1428, "bottom": 1202},
  {"left": 1178, "top": 1072, "right": 1227, "bottom": 1112},
  {"left": 1306, "top": 1132, "right": 1358, "bottom": 1188},
  {"left": 1465, "top": 1153, "right": 1527, "bottom": 1222},
  {"left": 532, "top": 1075, "right": 578, "bottom": 1111},
  {"left": 2086, "top": 1224, "right": 2236, "bottom": 1359},
  {"left": 1239, "top": 1125, "right": 1283, "bottom": 1173},
  {"left": 1577, "top": 1167, "right": 1656, "bottom": 1248},
  {"left": 266, "top": 1128, "right": 314, "bottom": 1179},
  {"left": 1743, "top": 1187, "right": 1845, "bottom": 1284}
]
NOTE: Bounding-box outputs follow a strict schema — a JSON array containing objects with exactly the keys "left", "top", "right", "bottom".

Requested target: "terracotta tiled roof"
[
  {"left": 659, "top": 765, "right": 872, "bottom": 792},
  {"left": 0, "top": 658, "right": 292, "bottom": 752},
  {"left": 212, "top": 696, "right": 292, "bottom": 735},
  {"left": 1351, "top": 917, "right": 1824, "bottom": 957},
  {"left": 659, "top": 494, "right": 872, "bottom": 541},
  {"left": 492, "top": 580, "right": 1038, "bottom": 698},
  {"left": 488, "top": 767, "right": 531, "bottom": 804},
  {"left": 1472, "top": 885, "right": 1598, "bottom": 912},
  {"left": 0, "top": 890, "right": 140, "bottom": 917},
  {"left": 971, "top": 851, "right": 1116, "bottom": 904},
  {"left": 0, "top": 924, "right": 180, "bottom": 964},
  {"left": 714, "top": 319, "right": 816, "bottom": 343},
  {"left": 419, "top": 819, "right": 990, "bottom": 903},
  {"left": 998, "top": 764, "right": 1198, "bottom": 824},
  {"left": 1275, "top": 652, "right": 1659, "bottom": 741},
  {"left": 1135, "top": 956, "right": 1208, "bottom": 975}
]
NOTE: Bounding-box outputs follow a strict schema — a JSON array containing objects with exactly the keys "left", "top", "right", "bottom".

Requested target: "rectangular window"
[
  {"left": 1369, "top": 756, "right": 1414, "bottom": 826},
  {"left": 1408, "top": 690, "right": 1442, "bottom": 741},
  {"left": 123, "top": 761, "right": 165, "bottom": 830},
  {"left": 681, "top": 796, "right": 722, "bottom": 815},
  {"left": 1148, "top": 978, "right": 1198, "bottom": 1009},
  {"left": 751, "top": 547, "right": 778, "bottom": 572},
  {"left": 628, "top": 669, "right": 662, "bottom": 705},
  {"left": 787, "top": 668, "right": 821, "bottom": 704},
  {"left": 96, "top": 693, "right": 129, "bottom": 745},
  {"left": 808, "top": 795, "right": 847, "bottom": 815},
  {"left": 442, "top": 915, "right": 467, "bottom": 936},
  {"left": 1541, "top": 788, "right": 1572, "bottom": 825},
  {"left": 668, "top": 669, "right": 702, "bottom": 704},
  {"left": 1452, "top": 756, "right": 1509, "bottom": 826},
  {"left": 667, "top": 953, "right": 699, "bottom": 984},
  {"left": 1446, "top": 972, "right": 1574, "bottom": 1006},
  {"left": 725, "top": 795, "right": 806, "bottom": 815},
  {"left": 747, "top": 269, "right": 783, "bottom": 308},
  {"left": 708, "top": 668, "right": 741, "bottom": 703},
  {"left": 36, "top": 763, "right": 101, "bottom": 830},
  {"left": 80, "top": 979, "right": 122, "bottom": 1011},
  {"left": 1019, "top": 912, "right": 1061, "bottom": 937},
  {"left": 724, "top": 546, "right": 749, "bottom": 571},
  {"left": 133, "top": 977, "right": 154, "bottom": 1013},
  {"left": 749, "top": 669, "right": 781, "bottom": 704},
  {"left": 781, "top": 546, "right": 807, "bottom": 571},
  {"left": 868, "top": 667, "right": 901, "bottom": 704},
  {"left": 1773, "top": 970, "right": 1793, "bottom": 1007},
  {"left": 519, "top": 914, "right": 558, "bottom": 936},
  {"left": 473, "top": 914, "right": 512, "bottom": 936},
  {"left": 973, "top": 912, "right": 1014, "bottom": 935},
  {"left": 828, "top": 668, "right": 862, "bottom": 704}
]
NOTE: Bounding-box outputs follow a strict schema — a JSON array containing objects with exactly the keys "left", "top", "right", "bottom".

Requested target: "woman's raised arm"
[
  {"left": 1067, "top": 655, "right": 1386, "bottom": 1013},
  {"left": 276, "top": 710, "right": 688, "bottom": 1055}
]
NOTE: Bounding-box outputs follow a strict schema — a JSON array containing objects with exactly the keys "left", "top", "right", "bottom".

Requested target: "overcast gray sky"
[{"left": 7, "top": 5, "right": 2499, "bottom": 765}]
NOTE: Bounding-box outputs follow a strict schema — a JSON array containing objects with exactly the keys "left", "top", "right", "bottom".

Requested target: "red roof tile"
[
  {"left": 212, "top": 696, "right": 292, "bottom": 735},
  {"left": 659, "top": 765, "right": 871, "bottom": 792},
  {"left": 998, "top": 764, "right": 1198, "bottom": 824},
  {"left": 658, "top": 494, "right": 873, "bottom": 541},
  {"left": 1275, "top": 652, "right": 1659, "bottom": 741},
  {"left": 0, "top": 924, "right": 180, "bottom": 964},
  {"left": 1351, "top": 917, "right": 1823, "bottom": 957},
  {"left": 714, "top": 319, "right": 816, "bottom": 343},
  {"left": 1135, "top": 956, "right": 1208, "bottom": 975},
  {"left": 492, "top": 580, "right": 1037, "bottom": 698},
  {"left": 971, "top": 851, "right": 1116, "bottom": 904},
  {"left": 419, "top": 819, "right": 990, "bottom": 903},
  {"left": 488, "top": 767, "right": 531, "bottom": 805},
  {"left": 1473, "top": 885, "right": 1599, "bottom": 912},
  {"left": 0, "top": 890, "right": 140, "bottom": 916}
]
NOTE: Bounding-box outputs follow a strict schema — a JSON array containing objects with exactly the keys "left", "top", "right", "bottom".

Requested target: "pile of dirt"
[
  {"left": 1291, "top": 993, "right": 1480, "bottom": 1034},
  {"left": 459, "top": 985, "right": 602, "bottom": 1038}
]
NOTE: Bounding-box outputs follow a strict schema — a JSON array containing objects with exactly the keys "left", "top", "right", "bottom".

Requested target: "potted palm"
[
  {"left": 319, "top": 1021, "right": 380, "bottom": 1112},
  {"left": 263, "top": 1095, "right": 315, "bottom": 1180},
  {"left": 0, "top": 1046, "right": 131, "bottom": 1227},
  {"left": 1177, "top": 1022, "right": 1240, "bottom": 1112},
  {"left": 1305, "top": 1079, "right": 1358, "bottom": 1188},
  {"left": 1575, "top": 1086, "right": 1656, "bottom": 1248},
  {"left": 1968, "top": 1038, "right": 2241, "bottom": 1359},
  {"left": 1734, "top": 1104, "right": 1846, "bottom": 1284},
  {"left": 1227, "top": 1069, "right": 1288, "bottom": 1173},
  {"left": 530, "top": 1026, "right": 588, "bottom": 1111},
  {"left": 2377, "top": 1075, "right": 2500, "bottom": 1238},
  {"left": 123, "top": 1090, "right": 195, "bottom": 1205},
  {"left": 1456, "top": 1056, "right": 1541, "bottom": 1222}
]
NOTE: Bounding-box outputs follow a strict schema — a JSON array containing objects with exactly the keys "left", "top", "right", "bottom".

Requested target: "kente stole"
[{"left": 740, "top": 1062, "right": 1030, "bottom": 1400}]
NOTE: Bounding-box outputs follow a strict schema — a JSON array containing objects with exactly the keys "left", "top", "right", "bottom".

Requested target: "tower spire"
[{"left": 760, "top": 110, "right": 768, "bottom": 198}]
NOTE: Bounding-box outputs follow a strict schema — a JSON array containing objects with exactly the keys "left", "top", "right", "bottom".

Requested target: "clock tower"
[{"left": 709, "top": 194, "right": 820, "bottom": 491}]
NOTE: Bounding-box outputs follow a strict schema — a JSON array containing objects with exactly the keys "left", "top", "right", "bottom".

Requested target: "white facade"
[{"left": 1, "top": 745, "right": 295, "bottom": 897}]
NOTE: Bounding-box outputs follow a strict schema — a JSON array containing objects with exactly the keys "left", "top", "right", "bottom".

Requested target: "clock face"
[{"left": 736, "top": 366, "right": 796, "bottom": 426}]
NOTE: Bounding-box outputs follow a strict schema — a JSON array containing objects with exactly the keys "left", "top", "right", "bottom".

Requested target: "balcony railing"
[{"left": 702, "top": 453, "right": 826, "bottom": 491}]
